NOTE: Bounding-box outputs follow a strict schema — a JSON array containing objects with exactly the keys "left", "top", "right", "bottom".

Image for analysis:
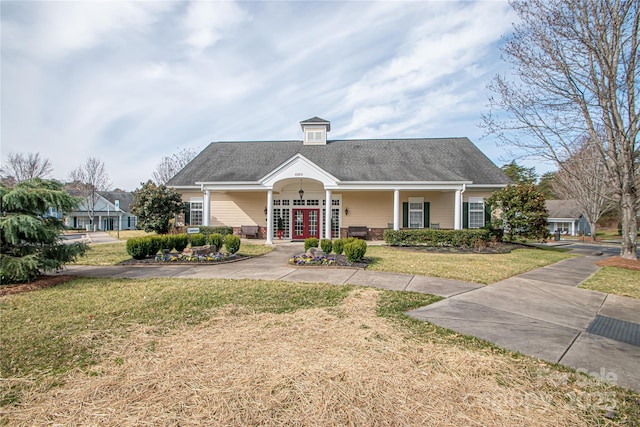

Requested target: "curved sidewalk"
[{"left": 64, "top": 242, "right": 640, "bottom": 391}]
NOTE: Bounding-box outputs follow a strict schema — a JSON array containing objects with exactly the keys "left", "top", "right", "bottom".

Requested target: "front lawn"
[
  {"left": 366, "top": 246, "right": 574, "bottom": 284},
  {"left": 2, "top": 279, "right": 637, "bottom": 425},
  {"left": 580, "top": 267, "right": 640, "bottom": 299}
]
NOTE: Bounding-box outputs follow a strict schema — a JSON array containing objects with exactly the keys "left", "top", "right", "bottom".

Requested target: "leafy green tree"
[
  {"left": 487, "top": 183, "right": 549, "bottom": 242},
  {"left": 500, "top": 161, "right": 538, "bottom": 185},
  {"left": 0, "top": 179, "right": 87, "bottom": 283},
  {"left": 131, "top": 181, "right": 185, "bottom": 234}
]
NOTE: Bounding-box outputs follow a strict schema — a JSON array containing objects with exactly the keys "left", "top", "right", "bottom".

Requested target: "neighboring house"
[
  {"left": 167, "top": 117, "right": 510, "bottom": 243},
  {"left": 546, "top": 199, "right": 591, "bottom": 236},
  {"left": 66, "top": 191, "right": 138, "bottom": 231}
]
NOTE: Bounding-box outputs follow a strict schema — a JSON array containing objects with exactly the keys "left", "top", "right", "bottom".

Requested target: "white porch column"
[
  {"left": 571, "top": 221, "right": 576, "bottom": 236},
  {"left": 325, "top": 189, "right": 332, "bottom": 239},
  {"left": 203, "top": 190, "right": 211, "bottom": 226},
  {"left": 393, "top": 190, "right": 400, "bottom": 230},
  {"left": 266, "top": 190, "right": 274, "bottom": 244},
  {"left": 454, "top": 190, "right": 462, "bottom": 230}
]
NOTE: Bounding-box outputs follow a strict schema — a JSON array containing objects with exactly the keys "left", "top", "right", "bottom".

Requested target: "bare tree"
[
  {"left": 0, "top": 152, "right": 53, "bottom": 183},
  {"left": 68, "top": 157, "right": 111, "bottom": 230},
  {"left": 553, "top": 138, "right": 614, "bottom": 241},
  {"left": 483, "top": 0, "right": 639, "bottom": 259},
  {"left": 152, "top": 148, "right": 197, "bottom": 185}
]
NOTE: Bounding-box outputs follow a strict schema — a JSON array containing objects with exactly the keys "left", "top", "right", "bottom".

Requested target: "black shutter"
[
  {"left": 402, "top": 202, "right": 408, "bottom": 228},
  {"left": 463, "top": 202, "right": 469, "bottom": 229},
  {"left": 424, "top": 202, "right": 430, "bottom": 228},
  {"left": 484, "top": 203, "right": 492, "bottom": 227},
  {"left": 184, "top": 202, "right": 191, "bottom": 225}
]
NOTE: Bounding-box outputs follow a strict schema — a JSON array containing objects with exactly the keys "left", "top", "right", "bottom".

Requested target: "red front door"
[{"left": 293, "top": 209, "right": 319, "bottom": 239}]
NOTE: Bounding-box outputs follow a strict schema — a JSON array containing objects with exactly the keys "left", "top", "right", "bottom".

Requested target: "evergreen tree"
[
  {"left": 131, "top": 181, "right": 185, "bottom": 234},
  {"left": 1, "top": 179, "right": 87, "bottom": 283},
  {"left": 500, "top": 161, "right": 538, "bottom": 185},
  {"left": 487, "top": 183, "right": 549, "bottom": 242}
]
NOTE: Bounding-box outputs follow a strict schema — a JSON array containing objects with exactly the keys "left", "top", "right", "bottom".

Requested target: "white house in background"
[
  {"left": 66, "top": 191, "right": 138, "bottom": 231},
  {"left": 546, "top": 199, "right": 591, "bottom": 236}
]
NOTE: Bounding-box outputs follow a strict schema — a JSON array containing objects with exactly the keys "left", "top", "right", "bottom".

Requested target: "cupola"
[{"left": 300, "top": 117, "right": 330, "bottom": 145}]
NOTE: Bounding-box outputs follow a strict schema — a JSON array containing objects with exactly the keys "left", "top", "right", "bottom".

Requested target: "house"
[
  {"left": 65, "top": 191, "right": 138, "bottom": 231},
  {"left": 545, "top": 199, "right": 591, "bottom": 236},
  {"left": 167, "top": 117, "right": 510, "bottom": 243}
]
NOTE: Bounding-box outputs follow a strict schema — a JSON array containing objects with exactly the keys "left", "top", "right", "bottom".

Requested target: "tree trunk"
[
  {"left": 619, "top": 191, "right": 638, "bottom": 260},
  {"left": 589, "top": 221, "right": 597, "bottom": 242}
]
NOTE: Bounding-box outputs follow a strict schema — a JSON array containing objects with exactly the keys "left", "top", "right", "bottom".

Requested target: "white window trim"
[
  {"left": 468, "top": 197, "right": 485, "bottom": 229},
  {"left": 408, "top": 197, "right": 424, "bottom": 229},
  {"left": 189, "top": 197, "right": 204, "bottom": 226}
]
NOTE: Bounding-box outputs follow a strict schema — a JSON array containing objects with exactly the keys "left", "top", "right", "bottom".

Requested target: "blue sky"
[{"left": 1, "top": 0, "right": 541, "bottom": 190}]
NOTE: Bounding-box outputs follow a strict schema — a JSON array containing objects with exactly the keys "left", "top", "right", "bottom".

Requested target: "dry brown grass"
[{"left": 5, "top": 289, "right": 623, "bottom": 426}]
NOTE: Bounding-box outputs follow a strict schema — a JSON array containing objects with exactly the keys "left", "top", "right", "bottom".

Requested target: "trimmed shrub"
[
  {"left": 199, "top": 226, "right": 234, "bottom": 237},
  {"left": 224, "top": 234, "right": 241, "bottom": 254},
  {"left": 320, "top": 238, "right": 333, "bottom": 254},
  {"left": 171, "top": 234, "right": 189, "bottom": 252},
  {"left": 146, "top": 236, "right": 162, "bottom": 256},
  {"left": 209, "top": 233, "right": 223, "bottom": 252},
  {"left": 383, "top": 228, "right": 491, "bottom": 248},
  {"left": 189, "top": 233, "right": 207, "bottom": 247},
  {"left": 332, "top": 238, "right": 344, "bottom": 255},
  {"left": 126, "top": 237, "right": 148, "bottom": 260},
  {"left": 159, "top": 235, "right": 173, "bottom": 251},
  {"left": 344, "top": 239, "right": 367, "bottom": 262},
  {"left": 304, "top": 237, "right": 319, "bottom": 251}
]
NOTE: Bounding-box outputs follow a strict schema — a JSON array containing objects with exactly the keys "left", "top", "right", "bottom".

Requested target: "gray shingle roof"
[
  {"left": 167, "top": 138, "right": 510, "bottom": 186},
  {"left": 546, "top": 200, "right": 583, "bottom": 219},
  {"left": 100, "top": 191, "right": 135, "bottom": 213}
]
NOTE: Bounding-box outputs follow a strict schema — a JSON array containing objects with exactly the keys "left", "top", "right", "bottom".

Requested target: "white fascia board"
[
  {"left": 197, "top": 182, "right": 266, "bottom": 191},
  {"left": 259, "top": 153, "right": 339, "bottom": 186},
  {"left": 466, "top": 184, "right": 509, "bottom": 189},
  {"left": 548, "top": 217, "right": 579, "bottom": 222},
  {"left": 333, "top": 182, "right": 470, "bottom": 191},
  {"left": 169, "top": 185, "right": 201, "bottom": 191}
]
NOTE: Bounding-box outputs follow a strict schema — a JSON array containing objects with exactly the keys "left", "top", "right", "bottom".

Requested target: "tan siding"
[
  {"left": 397, "top": 191, "right": 455, "bottom": 228},
  {"left": 340, "top": 192, "right": 393, "bottom": 228},
  {"left": 211, "top": 192, "right": 266, "bottom": 227},
  {"left": 464, "top": 191, "right": 496, "bottom": 202},
  {"left": 180, "top": 192, "right": 202, "bottom": 203}
]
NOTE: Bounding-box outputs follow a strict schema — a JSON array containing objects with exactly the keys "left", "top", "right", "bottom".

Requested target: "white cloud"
[
  {"left": 182, "top": 1, "right": 251, "bottom": 56},
  {"left": 1, "top": 0, "right": 525, "bottom": 190}
]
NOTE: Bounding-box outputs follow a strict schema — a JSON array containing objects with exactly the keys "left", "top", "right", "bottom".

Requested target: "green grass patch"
[
  {"left": 366, "top": 246, "right": 573, "bottom": 284},
  {"left": 580, "top": 267, "right": 640, "bottom": 299},
  {"left": 106, "top": 230, "right": 155, "bottom": 240},
  {"left": 237, "top": 243, "right": 274, "bottom": 257},
  {"left": 74, "top": 241, "right": 130, "bottom": 265},
  {"left": 0, "top": 277, "right": 352, "bottom": 404}
]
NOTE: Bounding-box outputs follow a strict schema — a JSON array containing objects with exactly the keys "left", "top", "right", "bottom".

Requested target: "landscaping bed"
[
  {"left": 118, "top": 252, "right": 250, "bottom": 265},
  {"left": 0, "top": 275, "right": 77, "bottom": 297},
  {"left": 289, "top": 253, "right": 371, "bottom": 269}
]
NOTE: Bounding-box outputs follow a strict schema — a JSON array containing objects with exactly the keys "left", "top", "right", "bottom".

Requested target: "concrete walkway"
[{"left": 63, "top": 241, "right": 640, "bottom": 391}]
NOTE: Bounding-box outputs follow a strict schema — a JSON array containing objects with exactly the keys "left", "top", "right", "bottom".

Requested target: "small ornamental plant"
[
  {"left": 289, "top": 254, "right": 336, "bottom": 266},
  {"left": 320, "top": 239, "right": 333, "bottom": 253},
  {"left": 155, "top": 252, "right": 237, "bottom": 263},
  {"left": 304, "top": 237, "right": 319, "bottom": 250}
]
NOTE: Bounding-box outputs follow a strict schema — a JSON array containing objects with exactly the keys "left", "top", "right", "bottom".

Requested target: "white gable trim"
[{"left": 260, "top": 154, "right": 339, "bottom": 188}]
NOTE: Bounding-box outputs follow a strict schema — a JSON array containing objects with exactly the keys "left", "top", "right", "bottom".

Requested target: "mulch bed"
[
  {"left": 117, "top": 255, "right": 250, "bottom": 265},
  {"left": 290, "top": 254, "right": 371, "bottom": 269},
  {"left": 596, "top": 256, "right": 640, "bottom": 271},
  {"left": 0, "top": 275, "right": 78, "bottom": 297}
]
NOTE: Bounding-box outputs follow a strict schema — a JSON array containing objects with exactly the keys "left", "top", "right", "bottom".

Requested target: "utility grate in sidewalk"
[{"left": 587, "top": 315, "right": 640, "bottom": 347}]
